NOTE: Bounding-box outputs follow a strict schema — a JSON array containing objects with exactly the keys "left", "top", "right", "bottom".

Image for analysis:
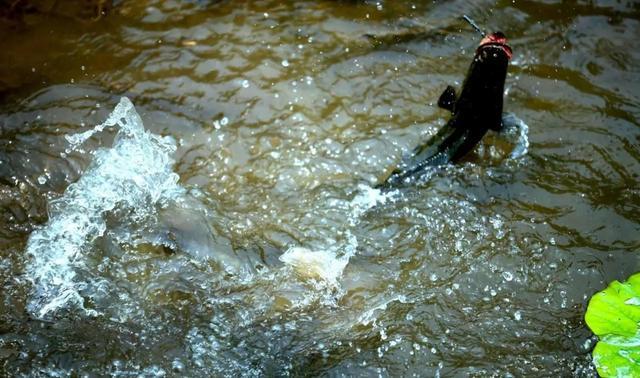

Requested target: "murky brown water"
[{"left": 1, "top": 0, "right": 639, "bottom": 376}]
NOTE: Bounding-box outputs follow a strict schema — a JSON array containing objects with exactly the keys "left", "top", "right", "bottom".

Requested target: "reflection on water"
[{"left": 1, "top": 0, "right": 639, "bottom": 376}]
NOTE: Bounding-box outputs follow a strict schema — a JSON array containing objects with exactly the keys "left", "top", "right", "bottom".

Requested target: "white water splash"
[
  {"left": 501, "top": 113, "right": 530, "bottom": 159},
  {"left": 280, "top": 185, "right": 391, "bottom": 285},
  {"left": 25, "top": 97, "right": 184, "bottom": 319},
  {"left": 280, "top": 247, "right": 348, "bottom": 286},
  {"left": 349, "top": 184, "right": 391, "bottom": 224}
]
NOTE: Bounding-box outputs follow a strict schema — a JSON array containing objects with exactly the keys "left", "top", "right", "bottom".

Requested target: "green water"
[{"left": 1, "top": 0, "right": 639, "bottom": 376}]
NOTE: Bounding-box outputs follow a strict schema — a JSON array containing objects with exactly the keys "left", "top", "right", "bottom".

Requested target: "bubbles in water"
[
  {"left": 502, "top": 271, "right": 514, "bottom": 281},
  {"left": 281, "top": 59, "right": 290, "bottom": 67},
  {"left": 37, "top": 175, "right": 47, "bottom": 185},
  {"left": 171, "top": 360, "right": 185, "bottom": 373},
  {"left": 241, "top": 79, "right": 250, "bottom": 88},
  {"left": 213, "top": 116, "right": 228, "bottom": 130},
  {"left": 514, "top": 310, "right": 522, "bottom": 321}
]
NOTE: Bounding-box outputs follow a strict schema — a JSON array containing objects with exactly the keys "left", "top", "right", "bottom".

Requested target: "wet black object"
[{"left": 379, "top": 32, "right": 512, "bottom": 188}]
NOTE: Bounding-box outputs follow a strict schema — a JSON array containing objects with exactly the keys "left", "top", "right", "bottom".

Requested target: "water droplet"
[
  {"left": 241, "top": 80, "right": 250, "bottom": 88},
  {"left": 172, "top": 360, "right": 184, "bottom": 372},
  {"left": 37, "top": 175, "right": 47, "bottom": 185},
  {"left": 514, "top": 310, "right": 522, "bottom": 321},
  {"left": 281, "top": 60, "right": 290, "bottom": 67},
  {"left": 583, "top": 338, "right": 593, "bottom": 351},
  {"left": 502, "top": 271, "right": 514, "bottom": 281}
]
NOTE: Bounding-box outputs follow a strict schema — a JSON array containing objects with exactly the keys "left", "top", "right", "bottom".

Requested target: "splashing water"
[
  {"left": 502, "top": 113, "right": 530, "bottom": 159},
  {"left": 25, "top": 97, "right": 184, "bottom": 319},
  {"left": 1, "top": 1, "right": 635, "bottom": 375},
  {"left": 280, "top": 247, "right": 348, "bottom": 285},
  {"left": 280, "top": 184, "right": 391, "bottom": 286}
]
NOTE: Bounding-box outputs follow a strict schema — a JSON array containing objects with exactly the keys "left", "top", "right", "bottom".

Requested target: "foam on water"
[{"left": 25, "top": 97, "right": 184, "bottom": 319}]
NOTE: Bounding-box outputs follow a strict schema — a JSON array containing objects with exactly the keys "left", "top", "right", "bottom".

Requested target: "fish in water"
[{"left": 379, "top": 31, "right": 513, "bottom": 188}]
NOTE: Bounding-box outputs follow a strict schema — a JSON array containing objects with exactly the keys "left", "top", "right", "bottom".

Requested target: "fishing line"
[{"left": 462, "top": 15, "right": 486, "bottom": 37}]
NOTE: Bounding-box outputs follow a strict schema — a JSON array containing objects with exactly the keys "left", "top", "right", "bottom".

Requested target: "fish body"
[{"left": 380, "top": 32, "right": 513, "bottom": 188}]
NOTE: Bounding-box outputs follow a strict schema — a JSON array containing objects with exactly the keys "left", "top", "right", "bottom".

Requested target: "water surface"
[{"left": 1, "top": 0, "right": 639, "bottom": 376}]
